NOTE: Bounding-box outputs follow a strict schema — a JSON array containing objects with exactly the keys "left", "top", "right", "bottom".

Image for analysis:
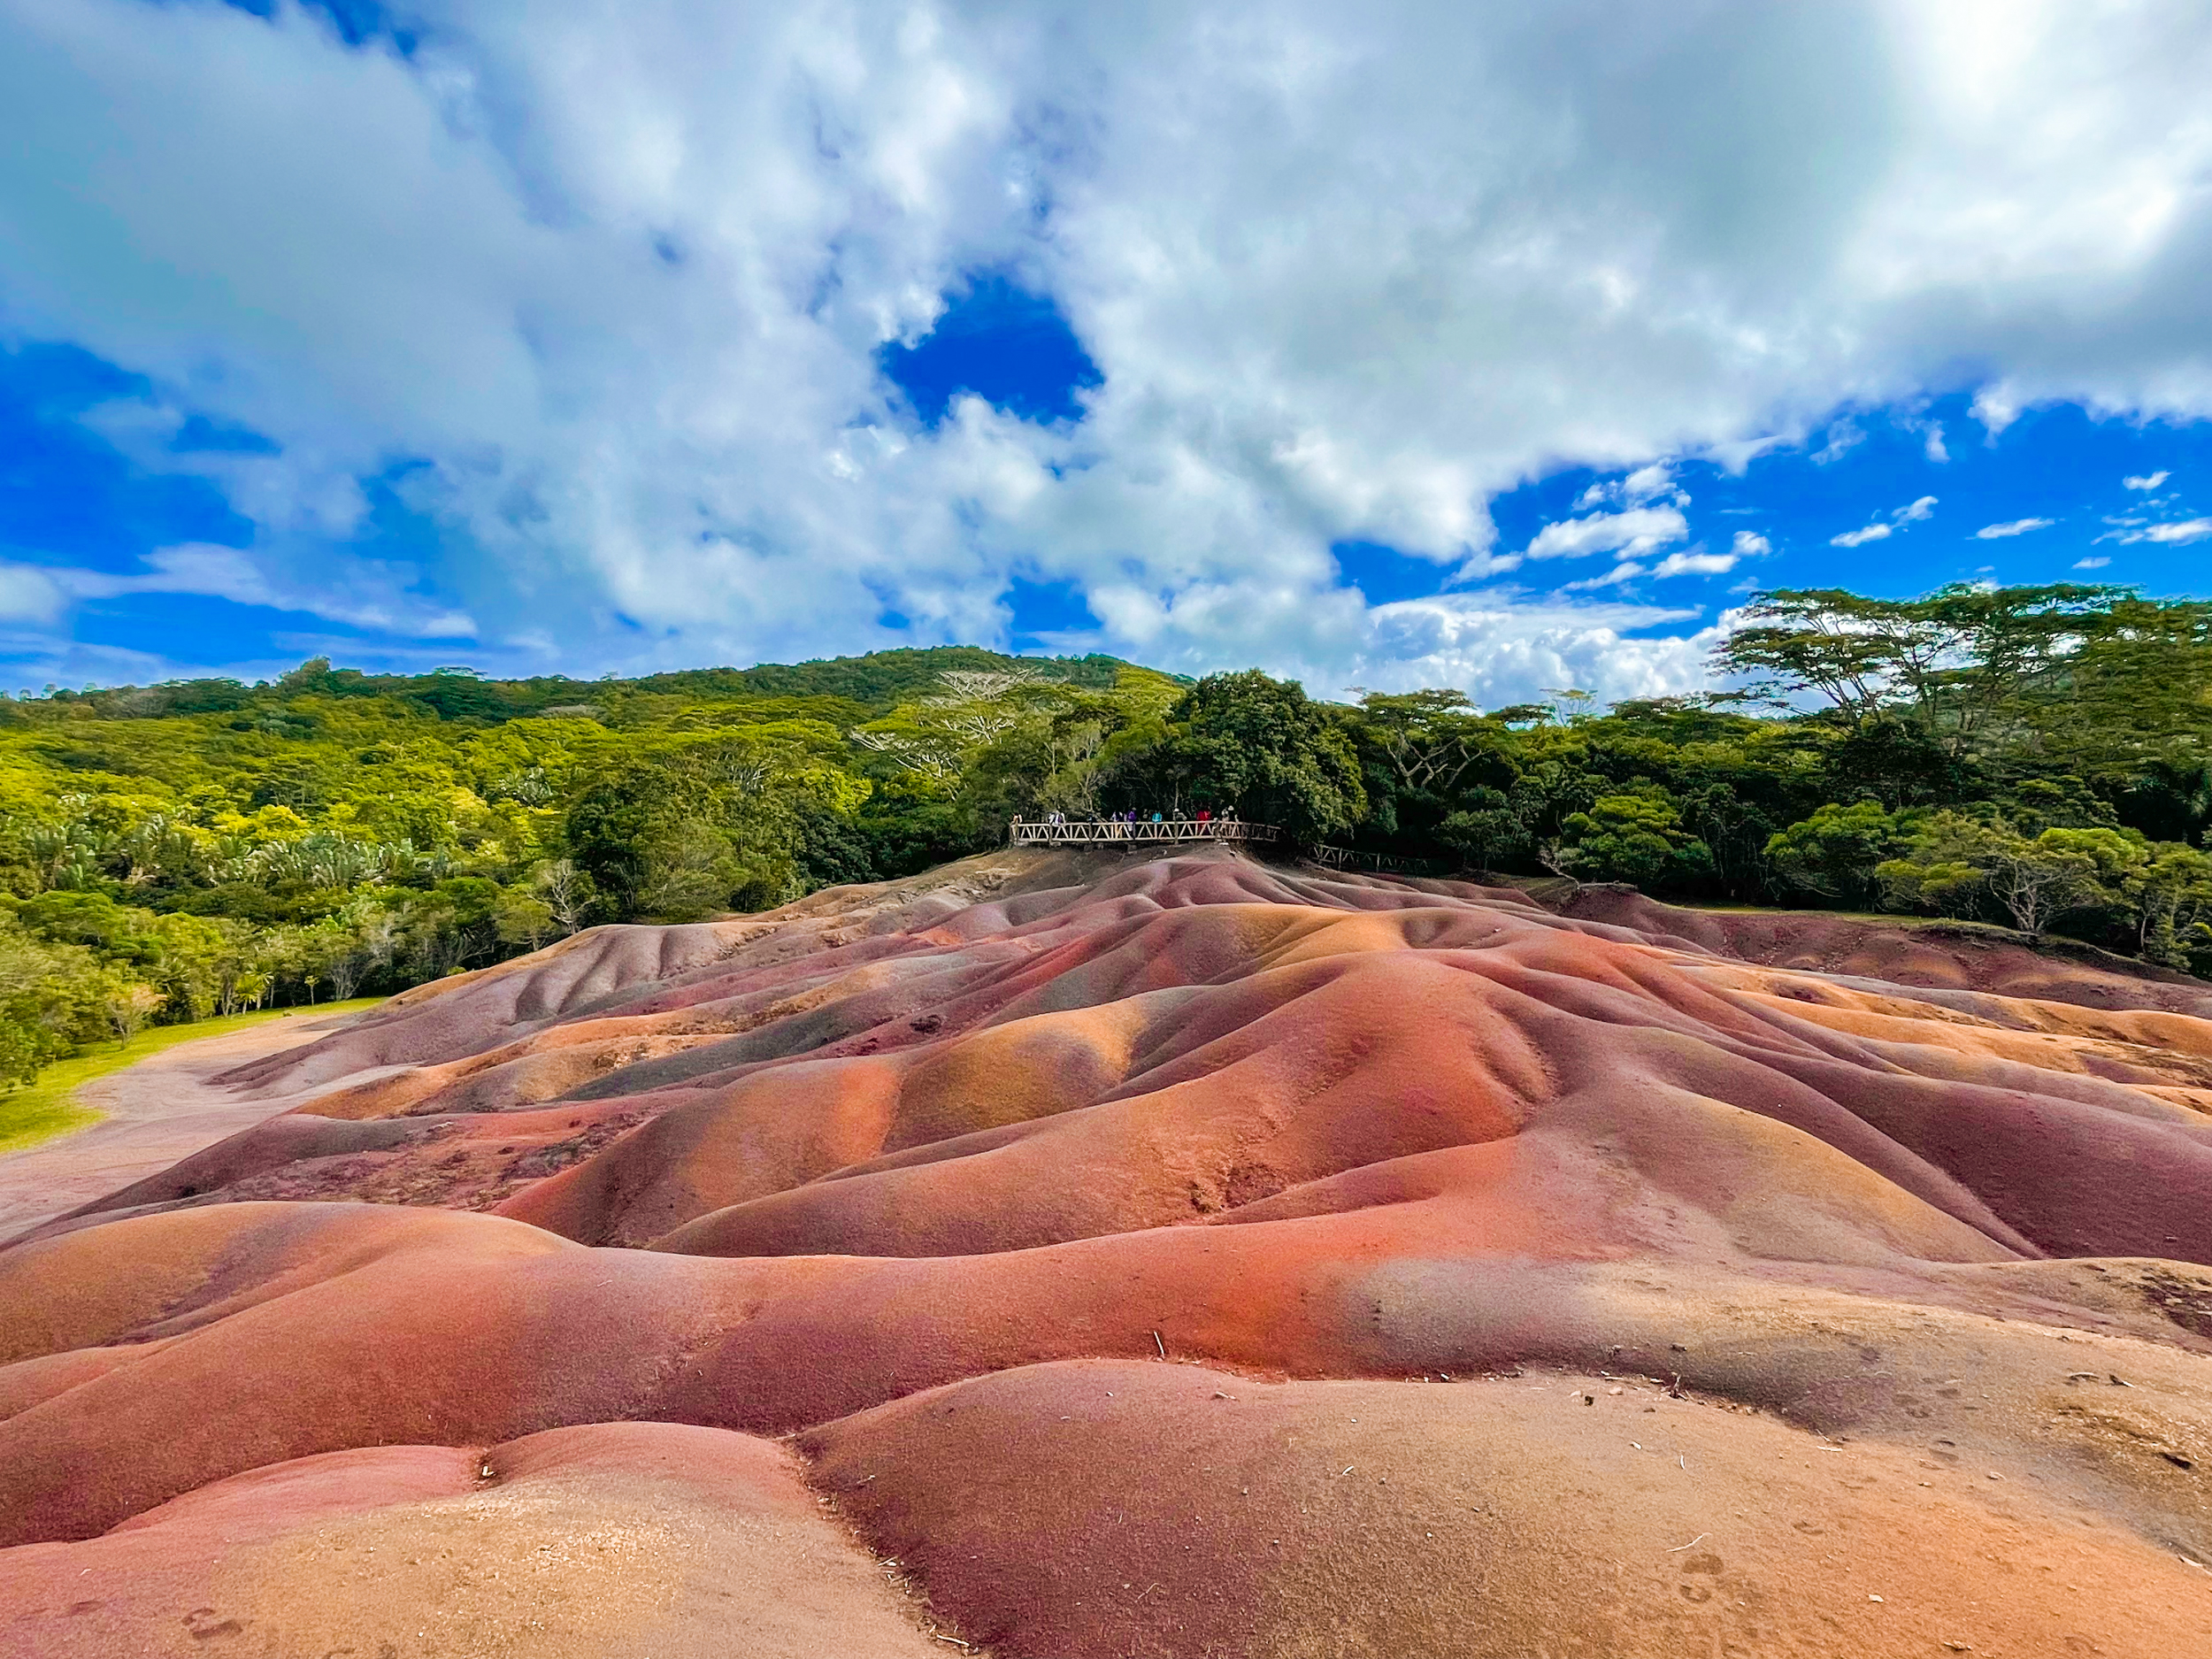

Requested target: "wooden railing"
[
  {"left": 1009, "top": 818, "right": 1279, "bottom": 846},
  {"left": 1307, "top": 843, "right": 1459, "bottom": 876}
]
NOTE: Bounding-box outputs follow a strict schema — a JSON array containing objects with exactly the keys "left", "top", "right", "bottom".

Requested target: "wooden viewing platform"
[{"left": 1009, "top": 818, "right": 1279, "bottom": 846}]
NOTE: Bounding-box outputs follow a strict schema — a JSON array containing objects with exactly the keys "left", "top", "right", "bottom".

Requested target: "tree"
[
  {"left": 1141, "top": 672, "right": 1367, "bottom": 841},
  {"left": 1557, "top": 793, "right": 1713, "bottom": 888},
  {"left": 0, "top": 922, "right": 114, "bottom": 1085},
  {"left": 1819, "top": 717, "right": 1979, "bottom": 810},
  {"left": 531, "top": 858, "right": 597, "bottom": 935},
  {"left": 1876, "top": 814, "right": 2116, "bottom": 934},
  {"left": 2030, "top": 597, "right": 2212, "bottom": 769},
  {"left": 1766, "top": 802, "right": 1911, "bottom": 905},
  {"left": 494, "top": 890, "right": 557, "bottom": 951},
  {"left": 2005, "top": 778, "right": 2118, "bottom": 833},
  {"left": 1717, "top": 584, "right": 2125, "bottom": 757},
  {"left": 1678, "top": 782, "right": 1779, "bottom": 901},
  {"left": 206, "top": 920, "right": 259, "bottom": 1018},
  {"left": 142, "top": 910, "right": 229, "bottom": 1021},
  {"left": 1353, "top": 690, "right": 1502, "bottom": 797},
  {"left": 102, "top": 982, "right": 164, "bottom": 1044},
  {"left": 1500, "top": 762, "right": 1605, "bottom": 873},
  {"left": 2116, "top": 842, "right": 2212, "bottom": 966},
  {"left": 2116, "top": 757, "right": 2212, "bottom": 848},
  {"left": 1436, "top": 788, "right": 1532, "bottom": 872},
  {"left": 563, "top": 757, "right": 664, "bottom": 917},
  {"left": 635, "top": 819, "right": 744, "bottom": 921},
  {"left": 565, "top": 733, "right": 862, "bottom": 919}
]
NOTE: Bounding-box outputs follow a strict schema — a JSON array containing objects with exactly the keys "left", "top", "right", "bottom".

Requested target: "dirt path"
[{"left": 0, "top": 1011, "right": 373, "bottom": 1242}]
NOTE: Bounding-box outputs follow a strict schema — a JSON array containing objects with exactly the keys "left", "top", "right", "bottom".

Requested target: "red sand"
[{"left": 4, "top": 846, "right": 2212, "bottom": 1655}]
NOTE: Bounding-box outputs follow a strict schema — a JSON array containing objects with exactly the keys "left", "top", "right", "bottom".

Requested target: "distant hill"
[{"left": 10, "top": 644, "right": 1156, "bottom": 726}]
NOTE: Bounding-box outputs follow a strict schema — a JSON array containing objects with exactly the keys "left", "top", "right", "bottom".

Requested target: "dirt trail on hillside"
[
  {"left": 5, "top": 846, "right": 2212, "bottom": 1656},
  {"left": 0, "top": 1012, "right": 379, "bottom": 1242}
]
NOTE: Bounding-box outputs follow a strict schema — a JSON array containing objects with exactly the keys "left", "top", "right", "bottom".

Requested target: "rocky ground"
[{"left": 4, "top": 845, "right": 2211, "bottom": 1656}]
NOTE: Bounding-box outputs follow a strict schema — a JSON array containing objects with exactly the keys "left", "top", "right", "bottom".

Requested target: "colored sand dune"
[{"left": 4, "top": 846, "right": 2212, "bottom": 1655}]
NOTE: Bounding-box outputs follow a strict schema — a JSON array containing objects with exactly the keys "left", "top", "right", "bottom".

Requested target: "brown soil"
[
  {"left": 4, "top": 847, "right": 2212, "bottom": 1655},
  {"left": 0, "top": 1011, "right": 383, "bottom": 1243}
]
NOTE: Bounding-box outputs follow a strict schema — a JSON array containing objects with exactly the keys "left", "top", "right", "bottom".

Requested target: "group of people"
[{"left": 1010, "top": 806, "right": 1243, "bottom": 838}]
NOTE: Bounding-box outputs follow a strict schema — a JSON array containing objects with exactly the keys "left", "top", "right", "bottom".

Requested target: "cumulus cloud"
[
  {"left": 1731, "top": 531, "right": 1772, "bottom": 559},
  {"left": 1330, "top": 593, "right": 1726, "bottom": 707},
  {"left": 1893, "top": 496, "right": 1939, "bottom": 524},
  {"left": 2, "top": 0, "right": 2210, "bottom": 703},
  {"left": 1975, "top": 517, "right": 2053, "bottom": 538},
  {"left": 2074, "top": 556, "right": 2110, "bottom": 569},
  {"left": 2124, "top": 471, "right": 2170, "bottom": 490}
]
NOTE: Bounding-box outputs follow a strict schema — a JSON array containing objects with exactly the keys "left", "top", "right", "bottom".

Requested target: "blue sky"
[{"left": 3, "top": 2, "right": 2210, "bottom": 704}]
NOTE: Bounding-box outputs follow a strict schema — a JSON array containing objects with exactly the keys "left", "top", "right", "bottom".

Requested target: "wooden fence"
[
  {"left": 1009, "top": 818, "right": 1279, "bottom": 846},
  {"left": 1306, "top": 843, "right": 1459, "bottom": 876}
]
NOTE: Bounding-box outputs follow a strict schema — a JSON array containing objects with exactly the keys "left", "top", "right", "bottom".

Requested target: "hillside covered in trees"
[{"left": 3, "top": 581, "right": 2209, "bottom": 1094}]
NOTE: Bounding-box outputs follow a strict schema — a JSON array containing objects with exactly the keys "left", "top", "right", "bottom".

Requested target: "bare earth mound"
[{"left": 5, "top": 846, "right": 2212, "bottom": 1655}]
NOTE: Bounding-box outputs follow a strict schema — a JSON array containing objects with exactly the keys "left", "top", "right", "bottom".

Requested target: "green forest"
[{"left": 4, "top": 581, "right": 2209, "bottom": 1094}]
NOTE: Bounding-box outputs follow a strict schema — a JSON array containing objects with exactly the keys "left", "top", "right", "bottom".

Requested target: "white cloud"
[
  {"left": 1573, "top": 464, "right": 1684, "bottom": 511},
  {"left": 2124, "top": 471, "right": 2170, "bottom": 490},
  {"left": 0, "top": 565, "right": 66, "bottom": 625},
  {"left": 1559, "top": 544, "right": 1739, "bottom": 589},
  {"left": 1561, "top": 560, "right": 1647, "bottom": 591},
  {"left": 1328, "top": 593, "right": 1724, "bottom": 706},
  {"left": 1831, "top": 495, "right": 1935, "bottom": 548},
  {"left": 1517, "top": 506, "right": 1689, "bottom": 566},
  {"left": 0, "top": 0, "right": 2210, "bottom": 703},
  {"left": 1653, "top": 549, "right": 1740, "bottom": 577},
  {"left": 1831, "top": 522, "right": 1893, "bottom": 548},
  {"left": 1731, "top": 531, "right": 1772, "bottom": 558},
  {"left": 40, "top": 543, "right": 479, "bottom": 637},
  {"left": 2101, "top": 514, "right": 2212, "bottom": 548},
  {"left": 1975, "top": 517, "right": 2053, "bottom": 538},
  {"left": 2142, "top": 518, "right": 2212, "bottom": 544},
  {"left": 1812, "top": 419, "right": 1865, "bottom": 465},
  {"left": 2073, "top": 556, "right": 2110, "bottom": 569},
  {"left": 1970, "top": 387, "right": 2022, "bottom": 437},
  {"left": 1922, "top": 423, "right": 1948, "bottom": 463},
  {"left": 1705, "top": 435, "right": 1788, "bottom": 474}
]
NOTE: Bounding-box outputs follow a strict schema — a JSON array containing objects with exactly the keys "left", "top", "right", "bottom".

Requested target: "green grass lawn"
[
  {"left": 1677, "top": 902, "right": 1944, "bottom": 923},
  {"left": 0, "top": 997, "right": 385, "bottom": 1157}
]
